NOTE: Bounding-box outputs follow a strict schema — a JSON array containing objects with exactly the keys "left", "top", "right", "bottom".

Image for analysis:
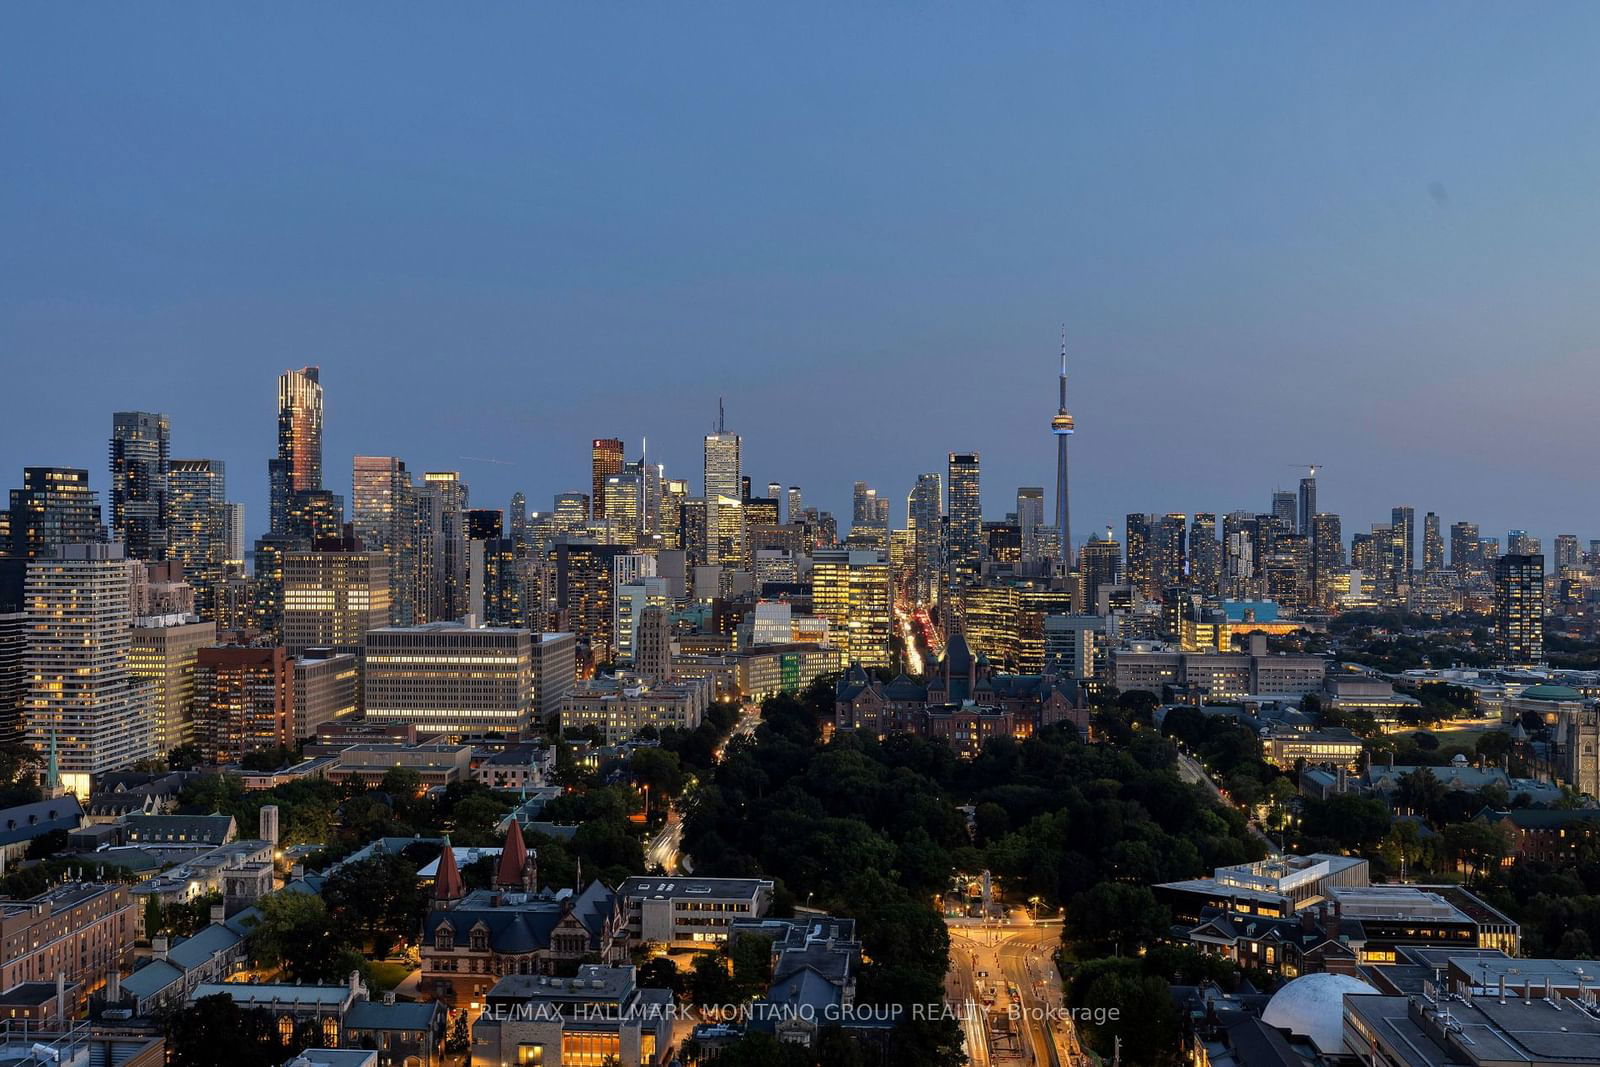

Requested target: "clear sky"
[{"left": 5, "top": 4, "right": 1600, "bottom": 549}]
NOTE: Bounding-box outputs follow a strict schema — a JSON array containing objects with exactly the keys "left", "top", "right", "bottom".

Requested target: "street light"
[{"left": 1029, "top": 895, "right": 1041, "bottom": 921}]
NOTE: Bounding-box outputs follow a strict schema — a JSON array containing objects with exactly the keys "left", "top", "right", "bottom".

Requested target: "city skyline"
[
  {"left": 8, "top": 5, "right": 1600, "bottom": 545},
  {"left": 0, "top": 360, "right": 1588, "bottom": 557}
]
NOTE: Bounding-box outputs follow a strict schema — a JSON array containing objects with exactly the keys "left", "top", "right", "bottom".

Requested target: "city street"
[{"left": 946, "top": 914, "right": 1084, "bottom": 1067}]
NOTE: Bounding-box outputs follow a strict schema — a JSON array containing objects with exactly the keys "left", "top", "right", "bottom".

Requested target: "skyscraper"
[
  {"left": 1189, "top": 513, "right": 1219, "bottom": 595},
  {"left": 1390, "top": 506, "right": 1416, "bottom": 579},
  {"left": 1554, "top": 534, "right": 1580, "bottom": 571},
  {"left": 109, "top": 411, "right": 171, "bottom": 561},
  {"left": 1052, "top": 336, "right": 1075, "bottom": 564},
  {"left": 787, "top": 487, "right": 803, "bottom": 527},
  {"left": 813, "top": 548, "right": 891, "bottom": 669},
  {"left": 167, "top": 459, "right": 228, "bottom": 613},
  {"left": 1271, "top": 491, "right": 1297, "bottom": 532},
  {"left": 283, "top": 544, "right": 391, "bottom": 655},
  {"left": 129, "top": 616, "right": 216, "bottom": 752},
  {"left": 1296, "top": 469, "right": 1317, "bottom": 536},
  {"left": 946, "top": 452, "right": 981, "bottom": 587},
  {"left": 24, "top": 543, "right": 157, "bottom": 790},
  {"left": 352, "top": 456, "right": 419, "bottom": 625},
  {"left": 907, "top": 473, "right": 942, "bottom": 605},
  {"left": 1494, "top": 553, "right": 1544, "bottom": 666},
  {"left": 510, "top": 492, "right": 528, "bottom": 556},
  {"left": 1016, "top": 487, "right": 1045, "bottom": 562},
  {"left": 1422, "top": 512, "right": 1444, "bottom": 573},
  {"left": 1153, "top": 513, "right": 1188, "bottom": 593},
  {"left": 4, "top": 467, "right": 107, "bottom": 559},
  {"left": 1078, "top": 528, "right": 1121, "bottom": 614},
  {"left": 1450, "top": 521, "right": 1481, "bottom": 578},
  {"left": 269, "top": 367, "right": 323, "bottom": 536},
  {"left": 590, "top": 439, "right": 624, "bottom": 521},
  {"left": 1310, "top": 513, "right": 1344, "bottom": 606},
  {"left": 417, "top": 472, "right": 468, "bottom": 622},
  {"left": 703, "top": 402, "right": 741, "bottom": 566},
  {"left": 1125, "top": 514, "right": 1154, "bottom": 599}
]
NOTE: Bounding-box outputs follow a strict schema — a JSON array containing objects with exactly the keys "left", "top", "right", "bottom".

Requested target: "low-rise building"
[
  {"left": 0, "top": 882, "right": 137, "bottom": 1013},
  {"left": 561, "top": 673, "right": 713, "bottom": 743},
  {"left": 420, "top": 832, "right": 627, "bottom": 1011},
  {"left": 326, "top": 744, "right": 474, "bottom": 788},
  {"left": 617, "top": 876, "right": 773, "bottom": 947},
  {"left": 470, "top": 965, "right": 671, "bottom": 1067},
  {"left": 1260, "top": 725, "right": 1365, "bottom": 770}
]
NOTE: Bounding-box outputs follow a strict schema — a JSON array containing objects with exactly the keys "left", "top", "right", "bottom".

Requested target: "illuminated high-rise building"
[
  {"left": 269, "top": 366, "right": 323, "bottom": 536},
  {"left": 1125, "top": 514, "right": 1154, "bottom": 599},
  {"left": 547, "top": 540, "right": 627, "bottom": 663},
  {"left": 602, "top": 472, "right": 643, "bottom": 546},
  {"left": 552, "top": 492, "right": 590, "bottom": 535},
  {"left": 24, "top": 543, "right": 157, "bottom": 790},
  {"left": 109, "top": 411, "right": 171, "bottom": 561},
  {"left": 366, "top": 622, "right": 536, "bottom": 737},
  {"left": 1189, "top": 513, "right": 1219, "bottom": 595},
  {"left": 1310, "top": 513, "right": 1344, "bottom": 605},
  {"left": 786, "top": 487, "right": 802, "bottom": 526},
  {"left": 1265, "top": 492, "right": 1293, "bottom": 535},
  {"left": 129, "top": 616, "right": 216, "bottom": 752},
  {"left": 283, "top": 543, "right": 391, "bottom": 655},
  {"left": 284, "top": 488, "right": 345, "bottom": 543},
  {"left": 678, "top": 499, "right": 708, "bottom": 568},
  {"left": 417, "top": 472, "right": 468, "bottom": 621},
  {"left": 907, "top": 473, "right": 942, "bottom": 605},
  {"left": 0, "top": 611, "right": 23, "bottom": 743},
  {"left": 946, "top": 452, "right": 982, "bottom": 587},
  {"left": 167, "top": 459, "right": 228, "bottom": 614},
  {"left": 1152, "top": 513, "right": 1188, "bottom": 593},
  {"left": 1051, "top": 335, "right": 1075, "bottom": 564},
  {"left": 1494, "top": 553, "right": 1544, "bottom": 666},
  {"left": 590, "top": 438, "right": 624, "bottom": 522},
  {"left": 1423, "top": 512, "right": 1445, "bottom": 573},
  {"left": 703, "top": 402, "right": 741, "bottom": 565},
  {"left": 766, "top": 482, "right": 782, "bottom": 512},
  {"left": 4, "top": 467, "right": 106, "bottom": 559},
  {"left": 615, "top": 576, "right": 671, "bottom": 666},
  {"left": 510, "top": 492, "right": 528, "bottom": 556},
  {"left": 352, "top": 456, "right": 419, "bottom": 624},
  {"left": 194, "top": 646, "right": 293, "bottom": 764},
  {"left": 714, "top": 496, "right": 745, "bottom": 569},
  {"left": 813, "top": 548, "right": 891, "bottom": 668},
  {"left": 1450, "top": 521, "right": 1481, "bottom": 578},
  {"left": 1391, "top": 506, "right": 1416, "bottom": 579},
  {"left": 1508, "top": 530, "right": 1542, "bottom": 557},
  {"left": 1017, "top": 487, "right": 1045, "bottom": 562},
  {"left": 1554, "top": 533, "right": 1580, "bottom": 571},
  {"left": 1078, "top": 529, "right": 1121, "bottom": 613},
  {"left": 660, "top": 479, "right": 689, "bottom": 551},
  {"left": 1296, "top": 469, "right": 1317, "bottom": 536}
]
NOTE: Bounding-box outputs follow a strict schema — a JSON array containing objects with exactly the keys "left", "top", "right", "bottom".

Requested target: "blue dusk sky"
[{"left": 4, "top": 3, "right": 1600, "bottom": 548}]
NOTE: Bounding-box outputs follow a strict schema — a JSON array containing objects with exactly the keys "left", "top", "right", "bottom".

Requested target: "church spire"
[{"left": 433, "top": 836, "right": 464, "bottom": 907}]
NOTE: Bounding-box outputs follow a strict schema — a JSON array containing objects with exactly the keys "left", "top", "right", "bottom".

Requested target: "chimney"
[
  {"left": 384, "top": 991, "right": 396, "bottom": 1005},
  {"left": 106, "top": 968, "right": 122, "bottom": 1005},
  {"left": 291, "top": 863, "right": 305, "bottom": 881},
  {"left": 55, "top": 972, "right": 66, "bottom": 1021},
  {"left": 152, "top": 936, "right": 169, "bottom": 961},
  {"left": 210, "top": 903, "right": 225, "bottom": 924},
  {"left": 1249, "top": 633, "right": 1267, "bottom": 658}
]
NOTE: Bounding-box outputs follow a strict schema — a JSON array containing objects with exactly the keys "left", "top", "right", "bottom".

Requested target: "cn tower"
[{"left": 1052, "top": 331, "right": 1075, "bottom": 565}]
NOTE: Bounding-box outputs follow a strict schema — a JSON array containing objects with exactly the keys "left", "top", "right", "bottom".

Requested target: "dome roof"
[
  {"left": 1519, "top": 684, "right": 1582, "bottom": 702},
  {"left": 1261, "top": 972, "right": 1378, "bottom": 1053}
]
